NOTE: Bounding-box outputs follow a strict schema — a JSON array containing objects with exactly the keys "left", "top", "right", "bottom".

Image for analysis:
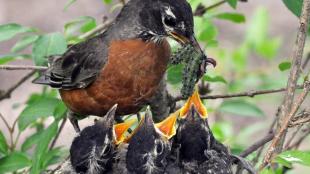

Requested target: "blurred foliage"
[{"left": 0, "top": 0, "right": 309, "bottom": 173}]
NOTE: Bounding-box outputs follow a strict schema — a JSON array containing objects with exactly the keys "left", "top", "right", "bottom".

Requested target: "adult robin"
[
  {"left": 69, "top": 104, "right": 134, "bottom": 174},
  {"left": 33, "top": 0, "right": 215, "bottom": 132}
]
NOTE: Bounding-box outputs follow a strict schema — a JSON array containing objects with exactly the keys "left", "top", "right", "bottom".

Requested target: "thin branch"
[
  {"left": 0, "top": 70, "right": 36, "bottom": 100},
  {"left": 194, "top": 0, "right": 248, "bottom": 16},
  {"left": 240, "top": 132, "right": 275, "bottom": 158},
  {"left": 284, "top": 124, "right": 303, "bottom": 150},
  {"left": 174, "top": 85, "right": 304, "bottom": 102},
  {"left": 49, "top": 118, "right": 67, "bottom": 150},
  {"left": 194, "top": 1, "right": 226, "bottom": 16},
  {"left": 261, "top": 81, "right": 310, "bottom": 169},
  {"left": 78, "top": 19, "right": 112, "bottom": 40},
  {"left": 286, "top": 125, "right": 310, "bottom": 149},
  {"left": 0, "top": 65, "right": 47, "bottom": 71},
  {"left": 0, "top": 113, "right": 11, "bottom": 134}
]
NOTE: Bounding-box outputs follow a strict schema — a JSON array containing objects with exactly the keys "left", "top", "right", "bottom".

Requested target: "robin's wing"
[{"left": 33, "top": 35, "right": 108, "bottom": 89}]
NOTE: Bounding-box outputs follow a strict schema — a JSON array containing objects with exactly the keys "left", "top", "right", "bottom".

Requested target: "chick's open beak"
[
  {"left": 180, "top": 87, "right": 208, "bottom": 119},
  {"left": 155, "top": 110, "right": 179, "bottom": 139},
  {"left": 113, "top": 118, "right": 137, "bottom": 145}
]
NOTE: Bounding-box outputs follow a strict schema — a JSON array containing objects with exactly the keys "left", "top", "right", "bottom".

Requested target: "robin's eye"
[{"left": 164, "top": 16, "right": 177, "bottom": 27}]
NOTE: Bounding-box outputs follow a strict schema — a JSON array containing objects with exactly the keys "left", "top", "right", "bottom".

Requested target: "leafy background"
[{"left": 0, "top": 0, "right": 309, "bottom": 173}]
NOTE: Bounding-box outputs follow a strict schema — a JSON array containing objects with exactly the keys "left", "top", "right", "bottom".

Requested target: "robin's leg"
[{"left": 67, "top": 110, "right": 81, "bottom": 132}]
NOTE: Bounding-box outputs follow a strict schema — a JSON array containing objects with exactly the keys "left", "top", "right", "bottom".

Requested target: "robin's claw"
[{"left": 206, "top": 57, "right": 216, "bottom": 67}]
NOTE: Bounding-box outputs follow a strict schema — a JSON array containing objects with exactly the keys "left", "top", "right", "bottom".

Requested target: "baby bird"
[
  {"left": 125, "top": 107, "right": 178, "bottom": 174},
  {"left": 70, "top": 104, "right": 133, "bottom": 174}
]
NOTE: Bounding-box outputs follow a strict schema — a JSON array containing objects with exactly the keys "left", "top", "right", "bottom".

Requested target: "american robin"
[
  {"left": 125, "top": 107, "right": 178, "bottom": 174},
  {"left": 33, "top": 0, "right": 215, "bottom": 132},
  {"left": 69, "top": 104, "right": 134, "bottom": 174}
]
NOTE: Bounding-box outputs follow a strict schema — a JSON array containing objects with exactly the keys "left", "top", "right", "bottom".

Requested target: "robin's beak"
[
  {"left": 113, "top": 118, "right": 137, "bottom": 145},
  {"left": 169, "top": 32, "right": 217, "bottom": 67},
  {"left": 180, "top": 87, "right": 208, "bottom": 119},
  {"left": 155, "top": 110, "right": 179, "bottom": 139}
]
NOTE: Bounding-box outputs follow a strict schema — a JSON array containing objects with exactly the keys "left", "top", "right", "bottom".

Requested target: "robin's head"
[
  {"left": 126, "top": 107, "right": 176, "bottom": 173},
  {"left": 134, "top": 0, "right": 202, "bottom": 52}
]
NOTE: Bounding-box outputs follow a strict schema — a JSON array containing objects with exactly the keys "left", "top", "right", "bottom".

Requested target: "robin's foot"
[
  {"left": 67, "top": 110, "right": 81, "bottom": 132},
  {"left": 196, "top": 56, "right": 217, "bottom": 81}
]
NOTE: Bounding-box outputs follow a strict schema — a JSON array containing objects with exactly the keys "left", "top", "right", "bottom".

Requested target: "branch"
[
  {"left": 0, "top": 65, "right": 47, "bottom": 71},
  {"left": 239, "top": 132, "right": 275, "bottom": 158},
  {"left": 49, "top": 118, "right": 67, "bottom": 150},
  {"left": 78, "top": 19, "right": 112, "bottom": 40},
  {"left": 261, "top": 0, "right": 310, "bottom": 168},
  {"left": 194, "top": 1, "right": 226, "bottom": 16},
  {"left": 261, "top": 81, "right": 310, "bottom": 169},
  {"left": 0, "top": 70, "right": 36, "bottom": 100},
  {"left": 194, "top": 0, "right": 248, "bottom": 16},
  {"left": 174, "top": 85, "right": 304, "bottom": 102}
]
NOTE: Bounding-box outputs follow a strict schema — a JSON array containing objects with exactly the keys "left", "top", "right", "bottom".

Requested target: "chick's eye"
[{"left": 164, "top": 16, "right": 176, "bottom": 27}]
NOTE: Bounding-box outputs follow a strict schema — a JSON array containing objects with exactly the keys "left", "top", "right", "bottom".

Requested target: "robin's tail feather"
[
  {"left": 32, "top": 73, "right": 51, "bottom": 85},
  {"left": 32, "top": 72, "right": 62, "bottom": 88}
]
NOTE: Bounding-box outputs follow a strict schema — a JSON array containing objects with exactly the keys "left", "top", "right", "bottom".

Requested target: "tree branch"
[
  {"left": 261, "top": 80, "right": 310, "bottom": 169},
  {"left": 174, "top": 85, "right": 303, "bottom": 102},
  {"left": 240, "top": 132, "right": 275, "bottom": 158},
  {"left": 260, "top": 0, "right": 310, "bottom": 169},
  {"left": 0, "top": 65, "right": 47, "bottom": 71},
  {"left": 49, "top": 118, "right": 67, "bottom": 150},
  {"left": 0, "top": 70, "right": 36, "bottom": 100}
]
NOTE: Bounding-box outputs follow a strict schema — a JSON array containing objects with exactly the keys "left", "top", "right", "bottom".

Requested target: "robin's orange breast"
[{"left": 59, "top": 39, "right": 171, "bottom": 116}]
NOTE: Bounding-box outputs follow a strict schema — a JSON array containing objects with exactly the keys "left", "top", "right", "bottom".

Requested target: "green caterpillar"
[{"left": 170, "top": 45, "right": 206, "bottom": 98}]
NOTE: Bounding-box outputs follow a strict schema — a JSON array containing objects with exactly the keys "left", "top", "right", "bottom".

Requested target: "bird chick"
[
  {"left": 70, "top": 104, "right": 134, "bottom": 174},
  {"left": 126, "top": 107, "right": 178, "bottom": 174}
]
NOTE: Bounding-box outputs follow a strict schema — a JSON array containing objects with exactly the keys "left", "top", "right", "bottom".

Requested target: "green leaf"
[
  {"left": 278, "top": 61, "right": 292, "bottom": 71},
  {"left": 64, "top": 16, "right": 96, "bottom": 37},
  {"left": 0, "top": 54, "right": 31, "bottom": 65},
  {"left": 21, "top": 131, "right": 43, "bottom": 152},
  {"left": 0, "top": 152, "right": 31, "bottom": 173},
  {"left": 211, "top": 122, "right": 234, "bottom": 142},
  {"left": 103, "top": 0, "right": 113, "bottom": 4},
  {"left": 198, "top": 24, "right": 218, "bottom": 42},
  {"left": 273, "top": 156, "right": 293, "bottom": 168},
  {"left": 0, "top": 23, "right": 35, "bottom": 42},
  {"left": 255, "top": 38, "right": 281, "bottom": 60},
  {"left": 0, "top": 131, "right": 8, "bottom": 155},
  {"left": 32, "top": 32, "right": 67, "bottom": 66},
  {"left": 53, "top": 102, "right": 67, "bottom": 121},
  {"left": 282, "top": 0, "right": 303, "bottom": 17},
  {"left": 42, "top": 147, "right": 68, "bottom": 169},
  {"left": 203, "top": 75, "right": 227, "bottom": 84},
  {"left": 18, "top": 97, "right": 62, "bottom": 131},
  {"left": 30, "top": 122, "right": 58, "bottom": 174},
  {"left": 215, "top": 13, "right": 246, "bottom": 23},
  {"left": 219, "top": 100, "right": 265, "bottom": 117},
  {"left": 226, "top": 0, "right": 238, "bottom": 9},
  {"left": 167, "top": 64, "right": 183, "bottom": 85},
  {"left": 11, "top": 35, "right": 39, "bottom": 53},
  {"left": 277, "top": 150, "right": 310, "bottom": 167}
]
